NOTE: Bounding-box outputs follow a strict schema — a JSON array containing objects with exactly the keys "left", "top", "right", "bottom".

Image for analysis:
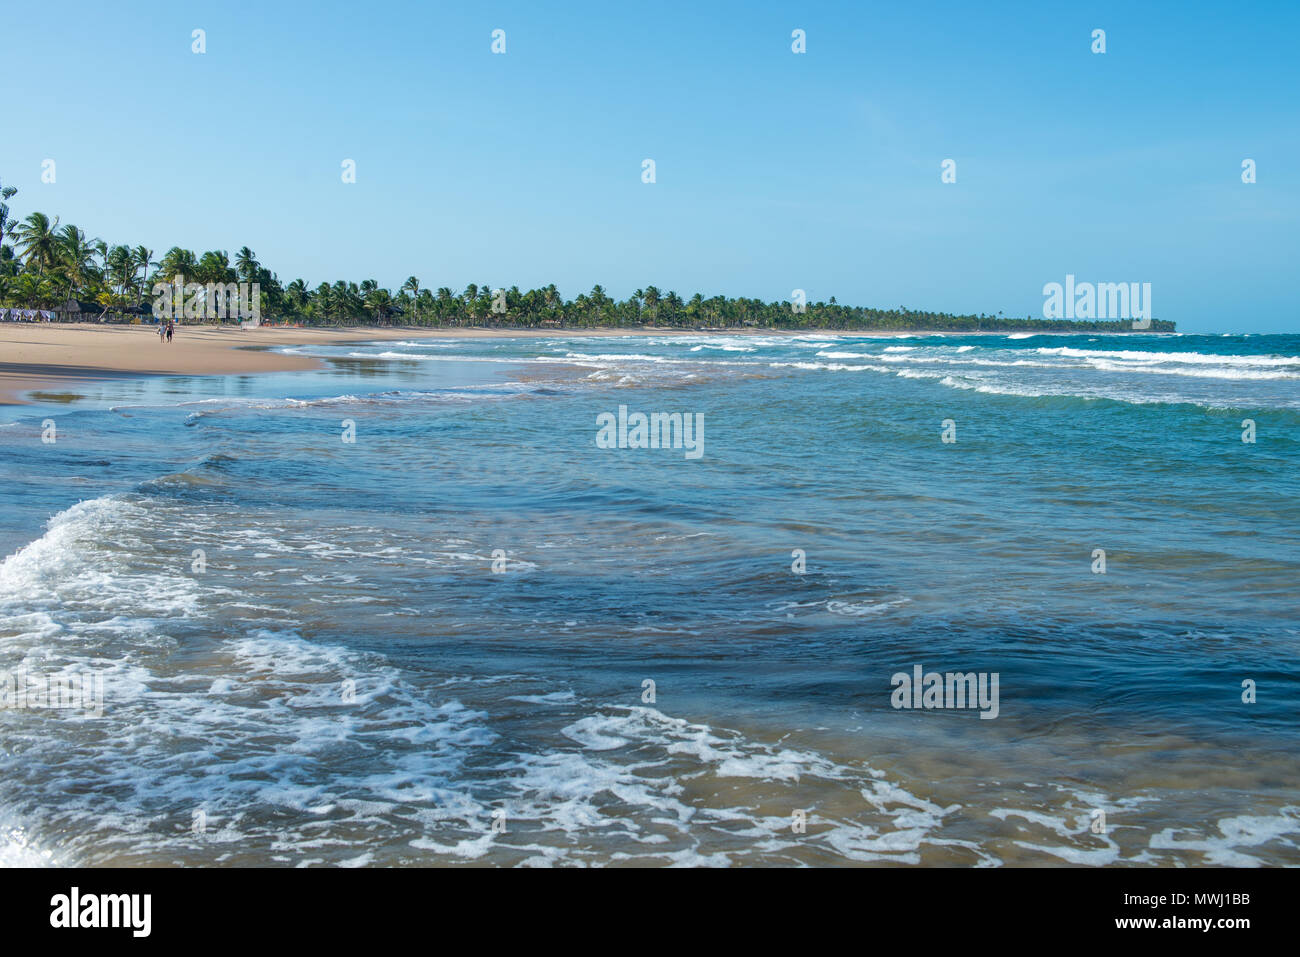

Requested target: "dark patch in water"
[{"left": 28, "top": 392, "right": 86, "bottom": 403}]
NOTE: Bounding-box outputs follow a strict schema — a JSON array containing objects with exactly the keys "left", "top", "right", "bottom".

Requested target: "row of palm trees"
[
  {"left": 0, "top": 209, "right": 155, "bottom": 313},
  {"left": 0, "top": 182, "right": 1174, "bottom": 331}
]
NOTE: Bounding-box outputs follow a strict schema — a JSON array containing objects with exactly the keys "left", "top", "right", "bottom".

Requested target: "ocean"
[{"left": 1, "top": 331, "right": 1297, "bottom": 866}]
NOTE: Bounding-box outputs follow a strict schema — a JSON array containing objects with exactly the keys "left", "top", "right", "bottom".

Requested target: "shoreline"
[{"left": 0, "top": 321, "right": 1164, "bottom": 404}]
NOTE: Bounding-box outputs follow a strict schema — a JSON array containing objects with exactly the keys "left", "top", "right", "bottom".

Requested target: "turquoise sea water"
[{"left": 0, "top": 330, "right": 1297, "bottom": 866}]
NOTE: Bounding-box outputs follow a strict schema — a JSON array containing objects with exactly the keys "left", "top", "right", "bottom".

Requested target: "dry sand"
[{"left": 0, "top": 321, "right": 975, "bottom": 403}]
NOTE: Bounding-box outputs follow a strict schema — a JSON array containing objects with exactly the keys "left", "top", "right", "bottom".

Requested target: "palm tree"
[
  {"left": 284, "top": 278, "right": 308, "bottom": 315},
  {"left": 642, "top": 285, "right": 660, "bottom": 321},
  {"left": 11, "top": 271, "right": 56, "bottom": 307},
  {"left": 133, "top": 246, "right": 155, "bottom": 305},
  {"left": 434, "top": 286, "right": 453, "bottom": 324},
  {"left": 329, "top": 280, "right": 359, "bottom": 323},
  {"left": 59, "top": 225, "right": 102, "bottom": 301},
  {"left": 0, "top": 177, "right": 17, "bottom": 248},
  {"left": 195, "top": 249, "right": 233, "bottom": 285},
  {"left": 463, "top": 284, "right": 479, "bottom": 325},
  {"left": 313, "top": 282, "right": 335, "bottom": 322},
  {"left": 106, "top": 245, "right": 132, "bottom": 300},
  {"left": 94, "top": 238, "right": 110, "bottom": 287},
  {"left": 158, "top": 247, "right": 197, "bottom": 282},
  {"left": 14, "top": 212, "right": 61, "bottom": 275},
  {"left": 235, "top": 246, "right": 260, "bottom": 283},
  {"left": 364, "top": 287, "right": 392, "bottom": 324},
  {"left": 588, "top": 284, "right": 610, "bottom": 324},
  {"left": 416, "top": 288, "right": 435, "bottom": 325},
  {"left": 401, "top": 276, "right": 420, "bottom": 323}
]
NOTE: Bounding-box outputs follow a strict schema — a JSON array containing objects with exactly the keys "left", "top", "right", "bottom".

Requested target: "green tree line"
[{"left": 0, "top": 183, "right": 1174, "bottom": 332}]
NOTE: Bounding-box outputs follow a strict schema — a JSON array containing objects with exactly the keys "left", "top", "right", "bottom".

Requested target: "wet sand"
[{"left": 0, "top": 322, "right": 1048, "bottom": 404}]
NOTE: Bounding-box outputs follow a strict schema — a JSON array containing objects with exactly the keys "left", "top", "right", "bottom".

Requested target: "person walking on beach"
[
  {"left": 166, "top": 320, "right": 174, "bottom": 343},
  {"left": 158, "top": 321, "right": 166, "bottom": 343}
]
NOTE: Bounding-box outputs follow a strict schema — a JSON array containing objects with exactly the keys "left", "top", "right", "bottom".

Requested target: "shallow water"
[{"left": 1, "top": 332, "right": 1297, "bottom": 866}]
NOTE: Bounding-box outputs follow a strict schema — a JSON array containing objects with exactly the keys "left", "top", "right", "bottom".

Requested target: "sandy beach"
[
  {"left": 0, "top": 323, "right": 660, "bottom": 403},
  {"left": 0, "top": 322, "right": 971, "bottom": 403}
]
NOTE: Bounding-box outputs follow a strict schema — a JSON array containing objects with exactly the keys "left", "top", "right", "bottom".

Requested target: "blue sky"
[{"left": 2, "top": 0, "right": 1297, "bottom": 332}]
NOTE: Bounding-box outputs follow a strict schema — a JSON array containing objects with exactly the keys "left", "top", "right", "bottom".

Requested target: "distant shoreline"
[{"left": 0, "top": 321, "right": 1175, "bottom": 405}]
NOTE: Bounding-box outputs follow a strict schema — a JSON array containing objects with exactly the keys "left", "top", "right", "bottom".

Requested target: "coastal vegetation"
[{"left": 0, "top": 185, "right": 1175, "bottom": 333}]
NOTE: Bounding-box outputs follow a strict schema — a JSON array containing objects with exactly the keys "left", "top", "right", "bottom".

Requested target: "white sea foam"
[
  {"left": 508, "top": 691, "right": 578, "bottom": 705},
  {"left": 1037, "top": 346, "right": 1300, "bottom": 367},
  {"left": 367, "top": 340, "right": 460, "bottom": 348},
  {"left": 532, "top": 705, "right": 995, "bottom": 865},
  {"left": 0, "top": 495, "right": 497, "bottom": 866},
  {"left": 768, "top": 361, "right": 887, "bottom": 372},
  {"left": 1148, "top": 807, "right": 1300, "bottom": 866},
  {"left": 1081, "top": 358, "right": 1297, "bottom": 380},
  {"left": 825, "top": 597, "right": 912, "bottom": 616},
  {"left": 0, "top": 822, "right": 57, "bottom": 867},
  {"left": 345, "top": 350, "right": 511, "bottom": 362}
]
